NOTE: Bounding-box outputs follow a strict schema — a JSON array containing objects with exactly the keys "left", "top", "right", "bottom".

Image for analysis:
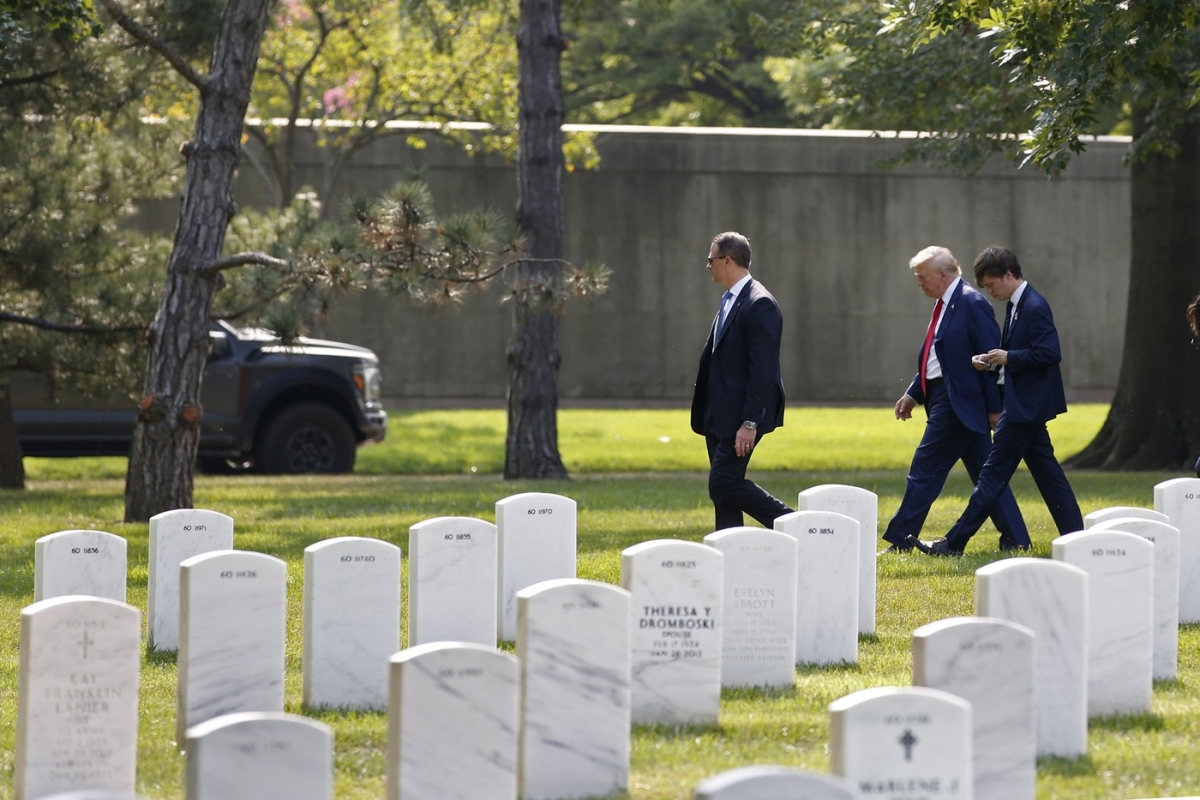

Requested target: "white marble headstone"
[
  {"left": 496, "top": 492, "right": 577, "bottom": 640},
  {"left": 1052, "top": 530, "right": 1154, "bottom": 716},
  {"left": 517, "top": 579, "right": 632, "bottom": 800},
  {"left": 34, "top": 530, "right": 127, "bottom": 603},
  {"left": 387, "top": 642, "right": 519, "bottom": 800},
  {"left": 1090, "top": 517, "right": 1180, "bottom": 679},
  {"left": 774, "top": 510, "right": 860, "bottom": 665},
  {"left": 408, "top": 516, "right": 497, "bottom": 647},
  {"left": 177, "top": 550, "right": 287, "bottom": 741},
  {"left": 1083, "top": 506, "right": 1169, "bottom": 528},
  {"left": 694, "top": 766, "right": 854, "bottom": 799},
  {"left": 1154, "top": 477, "right": 1200, "bottom": 623},
  {"left": 913, "top": 617, "right": 1035, "bottom": 800},
  {"left": 185, "top": 712, "right": 332, "bottom": 800},
  {"left": 829, "top": 687, "right": 972, "bottom": 800},
  {"left": 702, "top": 528, "right": 797, "bottom": 688},
  {"left": 147, "top": 508, "right": 234, "bottom": 651},
  {"left": 797, "top": 484, "right": 877, "bottom": 635},
  {"left": 975, "top": 558, "right": 1088, "bottom": 757},
  {"left": 303, "top": 536, "right": 401, "bottom": 710},
  {"left": 15, "top": 596, "right": 140, "bottom": 800},
  {"left": 621, "top": 539, "right": 723, "bottom": 725}
]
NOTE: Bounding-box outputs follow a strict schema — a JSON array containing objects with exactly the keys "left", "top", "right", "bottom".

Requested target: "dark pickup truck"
[{"left": 13, "top": 321, "right": 387, "bottom": 474}]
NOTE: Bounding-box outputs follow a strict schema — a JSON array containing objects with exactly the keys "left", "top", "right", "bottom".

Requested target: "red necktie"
[{"left": 919, "top": 299, "right": 944, "bottom": 396}]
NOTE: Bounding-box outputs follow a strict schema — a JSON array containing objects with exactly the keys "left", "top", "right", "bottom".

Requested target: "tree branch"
[
  {"left": 97, "top": 0, "right": 209, "bottom": 92},
  {"left": 0, "top": 69, "right": 61, "bottom": 89},
  {"left": 201, "top": 252, "right": 291, "bottom": 275},
  {"left": 0, "top": 310, "right": 146, "bottom": 334}
]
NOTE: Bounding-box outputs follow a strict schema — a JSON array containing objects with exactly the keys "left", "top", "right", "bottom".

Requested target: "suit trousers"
[
  {"left": 945, "top": 414, "right": 1084, "bottom": 549},
  {"left": 882, "top": 381, "right": 1030, "bottom": 549},
  {"left": 705, "top": 434, "right": 794, "bottom": 530}
]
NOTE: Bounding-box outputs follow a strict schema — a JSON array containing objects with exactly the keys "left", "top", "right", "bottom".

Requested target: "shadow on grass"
[
  {"left": 144, "top": 647, "right": 178, "bottom": 666},
  {"left": 1037, "top": 754, "right": 1096, "bottom": 777},
  {"left": 1089, "top": 711, "right": 1165, "bottom": 732},
  {"left": 796, "top": 660, "right": 861, "bottom": 676},
  {"left": 633, "top": 720, "right": 724, "bottom": 739},
  {"left": 721, "top": 684, "right": 798, "bottom": 702}
]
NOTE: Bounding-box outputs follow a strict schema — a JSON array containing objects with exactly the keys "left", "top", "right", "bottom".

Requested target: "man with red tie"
[
  {"left": 879, "top": 246, "right": 1029, "bottom": 553},
  {"left": 913, "top": 245, "right": 1083, "bottom": 556}
]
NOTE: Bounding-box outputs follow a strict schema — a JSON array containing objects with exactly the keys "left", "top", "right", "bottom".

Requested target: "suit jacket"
[
  {"left": 1000, "top": 283, "right": 1068, "bottom": 424},
  {"left": 905, "top": 279, "right": 1004, "bottom": 435},
  {"left": 691, "top": 278, "right": 786, "bottom": 438}
]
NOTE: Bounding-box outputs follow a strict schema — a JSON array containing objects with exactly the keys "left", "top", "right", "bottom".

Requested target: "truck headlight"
[{"left": 353, "top": 363, "right": 382, "bottom": 404}]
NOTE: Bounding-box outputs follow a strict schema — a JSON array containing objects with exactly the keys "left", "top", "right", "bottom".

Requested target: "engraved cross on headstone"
[
  {"left": 898, "top": 729, "right": 918, "bottom": 761},
  {"left": 79, "top": 631, "right": 95, "bottom": 659}
]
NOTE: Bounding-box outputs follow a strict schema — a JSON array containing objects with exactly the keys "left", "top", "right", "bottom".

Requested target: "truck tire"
[{"left": 256, "top": 402, "right": 356, "bottom": 474}]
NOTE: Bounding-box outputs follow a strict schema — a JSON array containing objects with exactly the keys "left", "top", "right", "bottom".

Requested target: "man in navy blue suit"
[
  {"left": 691, "top": 231, "right": 794, "bottom": 530},
  {"left": 912, "top": 245, "right": 1084, "bottom": 556},
  {"left": 880, "top": 246, "right": 1030, "bottom": 553}
]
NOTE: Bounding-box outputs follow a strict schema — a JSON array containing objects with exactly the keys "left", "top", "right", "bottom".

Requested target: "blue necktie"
[
  {"left": 1001, "top": 300, "right": 1014, "bottom": 344},
  {"left": 715, "top": 291, "right": 734, "bottom": 339}
]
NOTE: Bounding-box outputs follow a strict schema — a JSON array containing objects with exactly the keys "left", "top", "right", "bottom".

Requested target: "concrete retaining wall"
[{"left": 228, "top": 125, "right": 1130, "bottom": 403}]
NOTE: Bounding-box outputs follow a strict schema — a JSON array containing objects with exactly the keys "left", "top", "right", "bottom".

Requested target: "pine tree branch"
[
  {"left": 202, "top": 252, "right": 291, "bottom": 275},
  {"left": 97, "top": 0, "right": 209, "bottom": 93},
  {"left": 0, "top": 310, "right": 146, "bottom": 334}
]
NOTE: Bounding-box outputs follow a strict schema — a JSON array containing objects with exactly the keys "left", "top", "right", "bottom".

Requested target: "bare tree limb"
[
  {"left": 0, "top": 310, "right": 146, "bottom": 334},
  {"left": 202, "top": 252, "right": 291, "bottom": 275},
  {"left": 97, "top": 0, "right": 210, "bottom": 92}
]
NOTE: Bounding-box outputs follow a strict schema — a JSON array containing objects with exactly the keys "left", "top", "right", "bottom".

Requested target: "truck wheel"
[{"left": 257, "top": 403, "right": 356, "bottom": 474}]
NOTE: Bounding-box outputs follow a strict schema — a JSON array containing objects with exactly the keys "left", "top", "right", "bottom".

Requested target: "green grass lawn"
[{"left": 4, "top": 404, "right": 1199, "bottom": 799}]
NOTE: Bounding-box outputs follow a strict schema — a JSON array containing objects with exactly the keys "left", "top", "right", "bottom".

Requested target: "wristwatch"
[{"left": 742, "top": 420, "right": 758, "bottom": 430}]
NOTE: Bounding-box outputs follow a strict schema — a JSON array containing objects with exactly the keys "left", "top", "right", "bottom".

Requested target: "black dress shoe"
[
  {"left": 879, "top": 542, "right": 914, "bottom": 554},
  {"left": 905, "top": 536, "right": 963, "bottom": 557}
]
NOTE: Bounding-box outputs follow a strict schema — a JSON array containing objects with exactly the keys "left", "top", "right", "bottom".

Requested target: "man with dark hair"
[
  {"left": 880, "top": 245, "right": 1029, "bottom": 553},
  {"left": 911, "top": 245, "right": 1084, "bottom": 555},
  {"left": 691, "top": 231, "right": 794, "bottom": 529}
]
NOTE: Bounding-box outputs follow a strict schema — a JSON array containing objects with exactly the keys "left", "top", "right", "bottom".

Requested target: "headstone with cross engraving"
[
  {"left": 34, "top": 530, "right": 128, "bottom": 603},
  {"left": 621, "top": 539, "right": 723, "bottom": 725},
  {"left": 15, "top": 596, "right": 141, "bottom": 800},
  {"left": 147, "top": 509, "right": 234, "bottom": 652},
  {"left": 694, "top": 766, "right": 854, "bottom": 799},
  {"left": 387, "top": 642, "right": 519, "bottom": 800},
  {"left": 177, "top": 550, "right": 287, "bottom": 742},
  {"left": 702, "top": 528, "right": 797, "bottom": 688},
  {"left": 774, "top": 510, "right": 860, "bottom": 665},
  {"left": 303, "top": 536, "right": 401, "bottom": 710},
  {"left": 1083, "top": 506, "right": 1169, "bottom": 529},
  {"left": 408, "top": 516, "right": 497, "bottom": 647},
  {"left": 518, "top": 579, "right": 632, "bottom": 800},
  {"left": 1154, "top": 478, "right": 1200, "bottom": 623},
  {"left": 1052, "top": 530, "right": 1154, "bottom": 716},
  {"left": 1088, "top": 516, "right": 1180, "bottom": 680},
  {"left": 976, "top": 558, "right": 1088, "bottom": 758},
  {"left": 913, "top": 617, "right": 1035, "bottom": 800},
  {"left": 496, "top": 493, "right": 577, "bottom": 641},
  {"left": 829, "top": 687, "right": 972, "bottom": 800},
  {"left": 796, "top": 484, "right": 878, "bottom": 635},
  {"left": 185, "top": 712, "right": 333, "bottom": 800}
]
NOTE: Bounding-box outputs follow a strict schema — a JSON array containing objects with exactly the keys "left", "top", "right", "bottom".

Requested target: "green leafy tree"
[
  {"left": 877, "top": 0, "right": 1200, "bottom": 470},
  {"left": 0, "top": 8, "right": 181, "bottom": 489}
]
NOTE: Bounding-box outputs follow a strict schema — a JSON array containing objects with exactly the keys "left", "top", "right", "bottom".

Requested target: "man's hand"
[
  {"left": 988, "top": 412, "right": 1000, "bottom": 431},
  {"left": 735, "top": 425, "right": 756, "bottom": 457},
  {"left": 984, "top": 348, "right": 1008, "bottom": 366},
  {"left": 971, "top": 354, "right": 990, "bottom": 371},
  {"left": 895, "top": 394, "right": 916, "bottom": 421}
]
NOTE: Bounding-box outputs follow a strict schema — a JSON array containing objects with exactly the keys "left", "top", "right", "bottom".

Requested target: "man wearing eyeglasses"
[{"left": 691, "top": 231, "right": 794, "bottom": 530}]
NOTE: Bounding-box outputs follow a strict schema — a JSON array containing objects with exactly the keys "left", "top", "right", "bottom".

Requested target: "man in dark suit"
[
  {"left": 691, "top": 231, "right": 794, "bottom": 530},
  {"left": 912, "top": 245, "right": 1084, "bottom": 555},
  {"left": 880, "top": 246, "right": 1030, "bottom": 553}
]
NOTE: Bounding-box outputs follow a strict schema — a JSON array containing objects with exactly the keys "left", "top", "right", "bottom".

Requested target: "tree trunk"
[
  {"left": 0, "top": 373, "right": 26, "bottom": 489},
  {"left": 123, "top": 0, "right": 273, "bottom": 521},
  {"left": 1066, "top": 106, "right": 1200, "bottom": 470},
  {"left": 506, "top": 0, "right": 567, "bottom": 480}
]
